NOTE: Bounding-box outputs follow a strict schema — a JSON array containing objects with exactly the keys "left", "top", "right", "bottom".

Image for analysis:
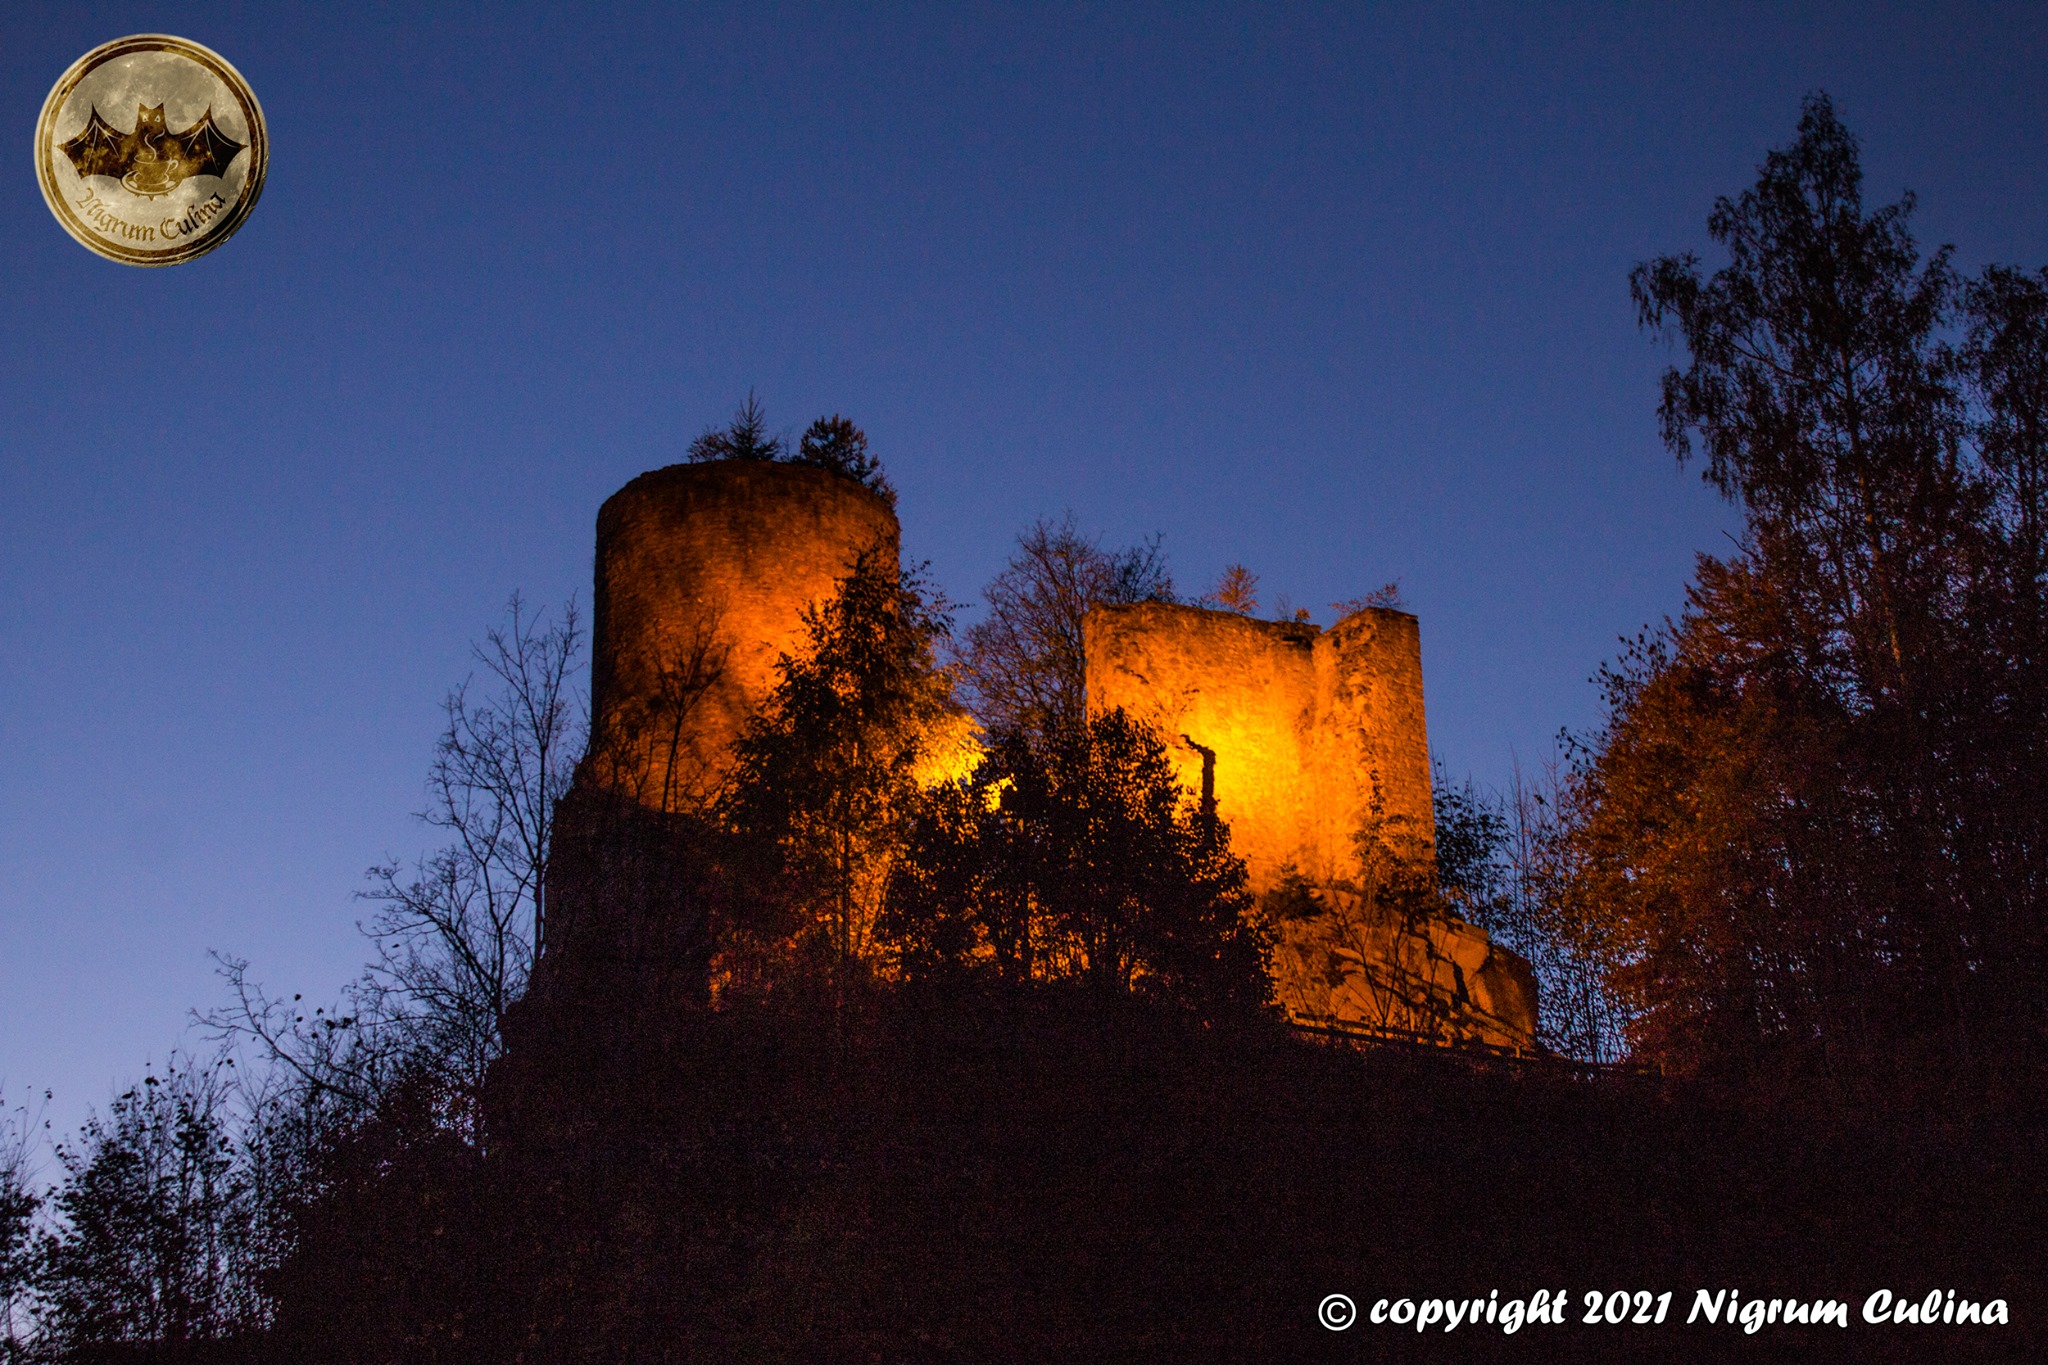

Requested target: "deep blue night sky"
[{"left": 5, "top": 1, "right": 2045, "bottom": 1139}]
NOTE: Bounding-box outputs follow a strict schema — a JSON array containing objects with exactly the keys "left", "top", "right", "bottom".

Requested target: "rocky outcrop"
[{"left": 1269, "top": 887, "right": 1539, "bottom": 1050}]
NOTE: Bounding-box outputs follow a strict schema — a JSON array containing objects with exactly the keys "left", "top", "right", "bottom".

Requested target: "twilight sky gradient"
[{"left": 4, "top": 1, "right": 2046, "bottom": 1140}]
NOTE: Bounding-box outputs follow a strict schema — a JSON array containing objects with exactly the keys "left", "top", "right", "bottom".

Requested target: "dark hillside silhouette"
[{"left": 262, "top": 994, "right": 2043, "bottom": 1362}]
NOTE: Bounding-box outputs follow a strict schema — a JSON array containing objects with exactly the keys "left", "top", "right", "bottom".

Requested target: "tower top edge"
[
  {"left": 1085, "top": 599, "right": 1418, "bottom": 640},
  {"left": 600, "top": 458, "right": 898, "bottom": 518}
]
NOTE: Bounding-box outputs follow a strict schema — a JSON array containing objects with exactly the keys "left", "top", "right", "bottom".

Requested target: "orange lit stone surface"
[
  {"left": 559, "top": 461, "right": 1533, "bottom": 1047},
  {"left": 587, "top": 460, "right": 900, "bottom": 811},
  {"left": 1083, "top": 602, "right": 1433, "bottom": 895},
  {"left": 1269, "top": 889, "right": 1540, "bottom": 1050},
  {"left": 1085, "top": 601, "right": 1537, "bottom": 1047},
  {"left": 533, "top": 460, "right": 898, "bottom": 1006}
]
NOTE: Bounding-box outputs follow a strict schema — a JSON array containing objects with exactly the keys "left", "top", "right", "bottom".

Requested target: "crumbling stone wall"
[
  {"left": 1084, "top": 601, "right": 1536, "bottom": 1047},
  {"left": 1083, "top": 602, "right": 1434, "bottom": 893},
  {"left": 1268, "top": 887, "right": 1540, "bottom": 1051},
  {"left": 540, "top": 459, "right": 1533, "bottom": 1046}
]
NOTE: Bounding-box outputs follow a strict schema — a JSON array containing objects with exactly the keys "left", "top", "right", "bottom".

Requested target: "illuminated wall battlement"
[
  {"left": 1082, "top": 601, "right": 1434, "bottom": 896},
  {"left": 1085, "top": 601, "right": 1536, "bottom": 1047}
]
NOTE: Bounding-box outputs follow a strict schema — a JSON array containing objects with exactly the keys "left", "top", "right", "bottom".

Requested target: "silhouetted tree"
[
  {"left": 1431, "top": 761, "right": 1625, "bottom": 1060},
  {"left": 686, "top": 398, "right": 899, "bottom": 505},
  {"left": 34, "top": 1054, "right": 260, "bottom": 1349},
  {"left": 795, "top": 414, "right": 897, "bottom": 507},
  {"left": 719, "top": 546, "right": 957, "bottom": 997},
  {"left": 954, "top": 516, "right": 1176, "bottom": 738},
  {"left": 254, "top": 1065, "right": 484, "bottom": 1363},
  {"left": 583, "top": 607, "right": 731, "bottom": 817},
  {"left": 0, "top": 1090, "right": 39, "bottom": 1361},
  {"left": 882, "top": 711, "right": 1272, "bottom": 1019},
  {"left": 1964, "top": 266, "right": 2048, "bottom": 605},
  {"left": 209, "top": 596, "right": 585, "bottom": 1136},
  {"left": 1330, "top": 581, "right": 1407, "bottom": 616},
  {"left": 883, "top": 765, "right": 1034, "bottom": 986},
  {"left": 1561, "top": 94, "right": 2048, "bottom": 1093},
  {"left": 686, "top": 390, "right": 784, "bottom": 462}
]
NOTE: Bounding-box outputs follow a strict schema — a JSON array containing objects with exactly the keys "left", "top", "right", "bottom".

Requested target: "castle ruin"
[
  {"left": 541, "top": 458, "right": 1535, "bottom": 1048},
  {"left": 531, "top": 460, "right": 902, "bottom": 1012},
  {"left": 1084, "top": 603, "right": 1434, "bottom": 892},
  {"left": 586, "top": 459, "right": 902, "bottom": 813}
]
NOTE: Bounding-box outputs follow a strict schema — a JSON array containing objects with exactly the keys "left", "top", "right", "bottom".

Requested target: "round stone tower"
[{"left": 586, "top": 459, "right": 900, "bottom": 811}]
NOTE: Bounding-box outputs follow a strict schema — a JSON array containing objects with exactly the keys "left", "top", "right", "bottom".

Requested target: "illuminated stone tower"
[
  {"left": 537, "top": 458, "right": 1532, "bottom": 1047},
  {"left": 1084, "top": 603, "right": 1434, "bottom": 896},
  {"left": 1085, "top": 601, "right": 1537, "bottom": 1048},
  {"left": 529, "top": 459, "right": 898, "bottom": 1009},
  {"left": 586, "top": 459, "right": 900, "bottom": 811}
]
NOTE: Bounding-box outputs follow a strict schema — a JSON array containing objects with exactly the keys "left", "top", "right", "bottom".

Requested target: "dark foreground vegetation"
[{"left": 71, "top": 992, "right": 2048, "bottom": 1363}]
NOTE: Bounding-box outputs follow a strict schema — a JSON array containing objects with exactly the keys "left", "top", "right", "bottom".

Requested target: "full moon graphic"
[{"left": 35, "top": 34, "right": 268, "bottom": 266}]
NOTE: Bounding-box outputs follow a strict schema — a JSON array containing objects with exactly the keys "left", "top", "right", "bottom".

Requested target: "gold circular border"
[{"left": 34, "top": 34, "right": 269, "bottom": 267}]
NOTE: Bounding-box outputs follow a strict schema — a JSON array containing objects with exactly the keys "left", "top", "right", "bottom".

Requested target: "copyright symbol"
[{"left": 1318, "top": 1293, "right": 1356, "bottom": 1331}]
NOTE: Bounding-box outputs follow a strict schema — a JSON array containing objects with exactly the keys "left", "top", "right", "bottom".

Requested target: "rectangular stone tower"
[
  {"left": 1082, "top": 602, "right": 1435, "bottom": 896},
  {"left": 1084, "top": 601, "right": 1536, "bottom": 1049}
]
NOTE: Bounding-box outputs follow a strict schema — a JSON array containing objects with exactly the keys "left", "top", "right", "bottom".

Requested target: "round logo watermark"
[{"left": 35, "top": 34, "right": 267, "bottom": 266}]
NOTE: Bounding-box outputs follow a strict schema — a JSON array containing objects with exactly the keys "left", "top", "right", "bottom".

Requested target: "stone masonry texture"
[
  {"left": 1082, "top": 602, "right": 1434, "bottom": 896},
  {"left": 588, "top": 459, "right": 900, "bottom": 812},
  {"left": 1085, "top": 601, "right": 1536, "bottom": 1046}
]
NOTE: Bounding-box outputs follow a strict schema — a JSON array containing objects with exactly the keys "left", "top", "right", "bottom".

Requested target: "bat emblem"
[
  {"left": 37, "top": 34, "right": 269, "bottom": 266},
  {"left": 59, "top": 102, "right": 246, "bottom": 198}
]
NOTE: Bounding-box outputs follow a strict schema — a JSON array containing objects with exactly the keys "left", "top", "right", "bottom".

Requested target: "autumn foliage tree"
[
  {"left": 1201, "top": 563, "right": 1259, "bottom": 615},
  {"left": 1560, "top": 95, "right": 2048, "bottom": 1097}
]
